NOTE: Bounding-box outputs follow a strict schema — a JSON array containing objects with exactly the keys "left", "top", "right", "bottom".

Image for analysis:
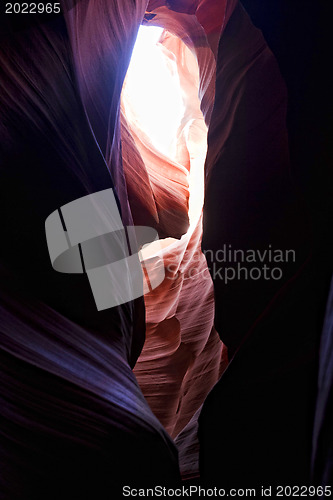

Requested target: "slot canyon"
[{"left": 0, "top": 0, "right": 332, "bottom": 497}]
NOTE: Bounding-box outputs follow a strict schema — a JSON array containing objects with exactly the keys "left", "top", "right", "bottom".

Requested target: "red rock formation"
[
  {"left": 121, "top": 27, "right": 228, "bottom": 444},
  {"left": 1, "top": 0, "right": 331, "bottom": 495}
]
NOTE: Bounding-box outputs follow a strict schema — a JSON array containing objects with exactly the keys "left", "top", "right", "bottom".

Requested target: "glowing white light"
[
  {"left": 122, "top": 25, "right": 208, "bottom": 248},
  {"left": 123, "top": 26, "right": 185, "bottom": 159}
]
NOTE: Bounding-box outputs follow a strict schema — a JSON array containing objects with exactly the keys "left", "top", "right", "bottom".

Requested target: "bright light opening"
[
  {"left": 122, "top": 25, "right": 207, "bottom": 234},
  {"left": 122, "top": 26, "right": 185, "bottom": 160}
]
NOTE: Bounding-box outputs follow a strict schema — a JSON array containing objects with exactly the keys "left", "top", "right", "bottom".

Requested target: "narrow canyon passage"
[
  {"left": 0, "top": 0, "right": 331, "bottom": 496},
  {"left": 121, "top": 26, "right": 227, "bottom": 444}
]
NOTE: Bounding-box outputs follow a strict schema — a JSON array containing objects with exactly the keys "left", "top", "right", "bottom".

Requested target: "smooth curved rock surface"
[{"left": 0, "top": 0, "right": 332, "bottom": 495}]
